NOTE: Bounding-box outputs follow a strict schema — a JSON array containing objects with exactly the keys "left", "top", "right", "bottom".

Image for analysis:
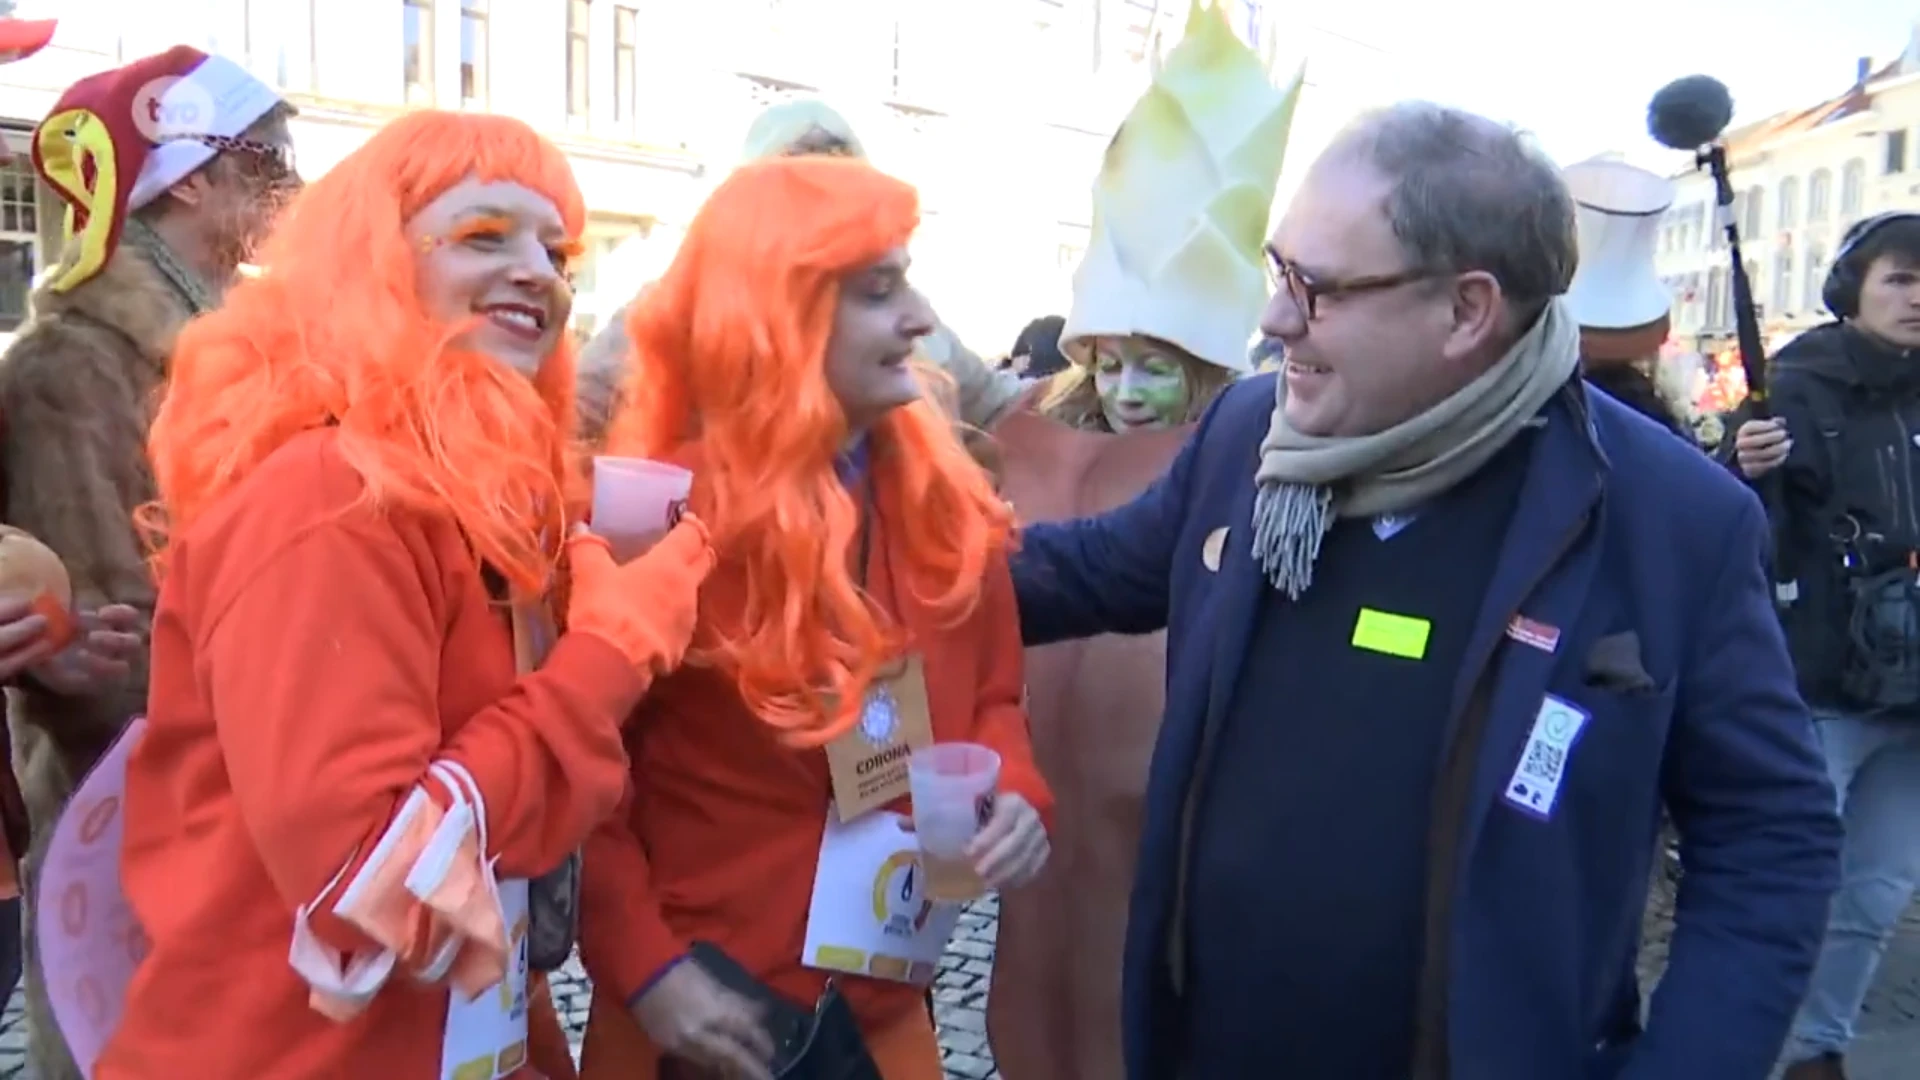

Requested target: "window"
[
  {"left": 1705, "top": 267, "right": 1727, "bottom": 331},
  {"left": 1742, "top": 187, "right": 1763, "bottom": 238},
  {"left": 1887, "top": 129, "right": 1908, "bottom": 175},
  {"left": 0, "top": 161, "right": 39, "bottom": 333},
  {"left": 1805, "top": 244, "right": 1828, "bottom": 313},
  {"left": 1119, "top": 0, "right": 1157, "bottom": 66},
  {"left": 1841, "top": 159, "right": 1865, "bottom": 218},
  {"left": 1807, "top": 169, "right": 1832, "bottom": 221},
  {"left": 614, "top": 5, "right": 637, "bottom": 126},
  {"left": 240, "top": 0, "right": 318, "bottom": 90},
  {"left": 203, "top": 0, "right": 248, "bottom": 58},
  {"left": 460, "top": 0, "right": 488, "bottom": 107},
  {"left": 403, "top": 0, "right": 435, "bottom": 104},
  {"left": 1771, "top": 248, "right": 1793, "bottom": 315},
  {"left": 567, "top": 0, "right": 592, "bottom": 122},
  {"left": 1777, "top": 177, "right": 1799, "bottom": 230}
]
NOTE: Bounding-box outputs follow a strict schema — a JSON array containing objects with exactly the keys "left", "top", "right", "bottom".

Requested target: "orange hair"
[
  {"left": 605, "top": 156, "right": 1014, "bottom": 744},
  {"left": 143, "top": 111, "right": 587, "bottom": 597}
]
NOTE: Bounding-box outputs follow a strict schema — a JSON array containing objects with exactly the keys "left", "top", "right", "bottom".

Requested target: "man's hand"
[
  {"left": 1733, "top": 417, "right": 1792, "bottom": 479},
  {"left": 967, "top": 793, "right": 1050, "bottom": 890},
  {"left": 24, "top": 604, "right": 143, "bottom": 697},
  {"left": 632, "top": 959, "right": 775, "bottom": 1080}
]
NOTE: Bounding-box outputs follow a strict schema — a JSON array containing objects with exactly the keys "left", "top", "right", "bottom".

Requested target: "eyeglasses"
[{"left": 1265, "top": 248, "right": 1439, "bottom": 320}]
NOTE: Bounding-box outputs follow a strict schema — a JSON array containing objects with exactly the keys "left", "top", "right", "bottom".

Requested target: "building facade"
[
  {"left": 1655, "top": 30, "right": 1920, "bottom": 347},
  {"left": 0, "top": 0, "right": 1392, "bottom": 354}
]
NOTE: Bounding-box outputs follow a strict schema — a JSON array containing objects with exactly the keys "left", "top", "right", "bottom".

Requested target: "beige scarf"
[{"left": 1250, "top": 298, "right": 1581, "bottom": 597}]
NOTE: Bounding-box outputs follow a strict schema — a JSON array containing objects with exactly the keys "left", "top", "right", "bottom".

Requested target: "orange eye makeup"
[
  {"left": 447, "top": 214, "right": 516, "bottom": 243},
  {"left": 418, "top": 211, "right": 582, "bottom": 278}
]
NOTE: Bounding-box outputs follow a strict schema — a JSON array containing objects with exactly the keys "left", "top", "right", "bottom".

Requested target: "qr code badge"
[{"left": 1503, "top": 696, "right": 1590, "bottom": 821}]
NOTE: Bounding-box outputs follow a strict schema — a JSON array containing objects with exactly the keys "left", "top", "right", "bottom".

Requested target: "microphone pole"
[
  {"left": 1699, "top": 142, "right": 1771, "bottom": 421},
  {"left": 1650, "top": 73, "right": 1788, "bottom": 583},
  {"left": 1701, "top": 143, "right": 1790, "bottom": 589}
]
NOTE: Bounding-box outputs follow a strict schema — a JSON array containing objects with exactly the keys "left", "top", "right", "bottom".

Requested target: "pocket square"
[{"left": 1584, "top": 631, "right": 1657, "bottom": 693}]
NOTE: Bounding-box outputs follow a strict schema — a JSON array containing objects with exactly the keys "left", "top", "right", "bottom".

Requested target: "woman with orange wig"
[
  {"left": 576, "top": 155, "right": 1054, "bottom": 1079},
  {"left": 96, "top": 110, "right": 716, "bottom": 1079}
]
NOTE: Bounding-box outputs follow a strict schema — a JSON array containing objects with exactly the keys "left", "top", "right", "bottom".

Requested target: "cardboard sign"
[
  {"left": 801, "top": 810, "right": 961, "bottom": 985},
  {"left": 823, "top": 655, "right": 933, "bottom": 822}
]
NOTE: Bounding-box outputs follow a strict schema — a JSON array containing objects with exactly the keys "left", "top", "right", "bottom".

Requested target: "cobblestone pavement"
[{"left": 0, "top": 891, "right": 1912, "bottom": 1079}]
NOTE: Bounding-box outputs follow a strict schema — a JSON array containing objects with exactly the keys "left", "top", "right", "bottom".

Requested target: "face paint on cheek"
[
  {"left": 1096, "top": 358, "right": 1189, "bottom": 429},
  {"left": 1132, "top": 367, "right": 1188, "bottom": 420}
]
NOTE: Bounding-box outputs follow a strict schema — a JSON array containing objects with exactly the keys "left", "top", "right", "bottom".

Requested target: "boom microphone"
[{"left": 1648, "top": 75, "right": 1735, "bottom": 150}]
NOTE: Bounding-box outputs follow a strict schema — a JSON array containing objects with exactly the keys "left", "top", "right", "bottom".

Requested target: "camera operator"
[{"left": 1733, "top": 212, "right": 1920, "bottom": 1080}]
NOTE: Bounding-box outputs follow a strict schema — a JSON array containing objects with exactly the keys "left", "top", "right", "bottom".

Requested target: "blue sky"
[{"left": 1320, "top": 0, "right": 1918, "bottom": 168}]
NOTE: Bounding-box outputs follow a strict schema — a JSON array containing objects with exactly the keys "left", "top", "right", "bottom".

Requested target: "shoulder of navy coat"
[{"left": 1013, "top": 373, "right": 1842, "bottom": 1080}]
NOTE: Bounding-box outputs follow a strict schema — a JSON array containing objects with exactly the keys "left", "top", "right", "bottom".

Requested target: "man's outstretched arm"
[{"left": 1011, "top": 393, "right": 1230, "bottom": 647}]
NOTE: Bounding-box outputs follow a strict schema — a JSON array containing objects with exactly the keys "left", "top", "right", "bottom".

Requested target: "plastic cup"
[
  {"left": 909, "top": 743, "right": 1000, "bottom": 901},
  {"left": 590, "top": 456, "right": 692, "bottom": 563}
]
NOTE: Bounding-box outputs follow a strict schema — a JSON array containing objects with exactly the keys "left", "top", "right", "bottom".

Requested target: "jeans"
[{"left": 1785, "top": 712, "right": 1920, "bottom": 1059}]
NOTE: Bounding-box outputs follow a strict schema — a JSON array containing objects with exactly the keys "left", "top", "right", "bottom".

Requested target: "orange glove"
[{"left": 565, "top": 516, "right": 716, "bottom": 674}]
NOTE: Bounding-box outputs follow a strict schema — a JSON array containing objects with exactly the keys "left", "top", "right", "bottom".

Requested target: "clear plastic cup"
[
  {"left": 909, "top": 743, "right": 1001, "bottom": 902},
  {"left": 590, "top": 456, "right": 693, "bottom": 563}
]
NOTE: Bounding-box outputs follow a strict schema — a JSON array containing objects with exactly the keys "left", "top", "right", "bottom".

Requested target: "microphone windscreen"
[{"left": 1648, "top": 75, "right": 1734, "bottom": 150}]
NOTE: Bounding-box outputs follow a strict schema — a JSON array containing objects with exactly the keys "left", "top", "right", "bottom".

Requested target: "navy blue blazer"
[{"left": 1012, "top": 374, "right": 1842, "bottom": 1080}]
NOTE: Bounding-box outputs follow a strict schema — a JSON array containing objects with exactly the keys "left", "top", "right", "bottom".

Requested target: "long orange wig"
[
  {"left": 143, "top": 111, "right": 587, "bottom": 596},
  {"left": 605, "top": 156, "right": 1014, "bottom": 744}
]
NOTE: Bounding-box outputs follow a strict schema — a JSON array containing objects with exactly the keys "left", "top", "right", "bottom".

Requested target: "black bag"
[
  {"left": 657, "top": 942, "right": 883, "bottom": 1080},
  {"left": 1840, "top": 565, "right": 1920, "bottom": 711},
  {"left": 525, "top": 850, "right": 580, "bottom": 972}
]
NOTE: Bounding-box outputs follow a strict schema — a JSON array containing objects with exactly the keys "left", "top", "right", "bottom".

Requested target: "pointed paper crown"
[{"left": 1061, "top": 0, "right": 1302, "bottom": 375}]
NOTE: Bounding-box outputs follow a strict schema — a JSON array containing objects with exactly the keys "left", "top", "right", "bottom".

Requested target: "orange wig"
[
  {"left": 143, "top": 111, "right": 587, "bottom": 597},
  {"left": 605, "top": 156, "right": 1014, "bottom": 744}
]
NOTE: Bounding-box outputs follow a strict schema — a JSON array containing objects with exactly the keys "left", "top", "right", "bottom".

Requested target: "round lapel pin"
[{"left": 1202, "top": 527, "right": 1228, "bottom": 572}]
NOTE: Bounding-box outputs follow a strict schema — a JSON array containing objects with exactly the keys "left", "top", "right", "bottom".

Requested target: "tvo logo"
[{"left": 131, "top": 76, "right": 218, "bottom": 142}]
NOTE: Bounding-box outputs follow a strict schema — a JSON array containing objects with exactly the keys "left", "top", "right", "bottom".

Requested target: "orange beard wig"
[
  {"left": 605, "top": 155, "right": 1014, "bottom": 745},
  {"left": 143, "top": 111, "right": 587, "bottom": 597}
]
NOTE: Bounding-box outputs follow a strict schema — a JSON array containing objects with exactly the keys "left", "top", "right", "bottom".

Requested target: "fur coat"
[{"left": 0, "top": 245, "right": 183, "bottom": 1080}]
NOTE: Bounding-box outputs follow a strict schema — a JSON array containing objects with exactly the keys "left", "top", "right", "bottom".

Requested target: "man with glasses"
[
  {"left": 0, "top": 45, "right": 297, "bottom": 1080},
  {"left": 1010, "top": 101, "right": 1840, "bottom": 1079}
]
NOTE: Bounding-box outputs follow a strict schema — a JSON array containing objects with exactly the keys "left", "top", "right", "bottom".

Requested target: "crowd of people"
[{"left": 0, "top": 1, "right": 1915, "bottom": 1078}]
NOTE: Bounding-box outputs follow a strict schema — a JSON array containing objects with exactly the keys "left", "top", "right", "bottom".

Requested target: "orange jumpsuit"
[
  {"left": 99, "top": 429, "right": 635, "bottom": 1078},
  {"left": 577, "top": 507, "right": 1053, "bottom": 1080}
]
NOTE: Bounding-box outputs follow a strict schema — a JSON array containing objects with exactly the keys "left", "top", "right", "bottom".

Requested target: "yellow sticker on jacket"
[{"left": 1352, "top": 608, "right": 1431, "bottom": 660}]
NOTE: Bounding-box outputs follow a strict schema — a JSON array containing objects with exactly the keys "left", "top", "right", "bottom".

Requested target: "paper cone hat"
[
  {"left": 1563, "top": 159, "right": 1674, "bottom": 331},
  {"left": 1060, "top": 0, "right": 1302, "bottom": 375}
]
